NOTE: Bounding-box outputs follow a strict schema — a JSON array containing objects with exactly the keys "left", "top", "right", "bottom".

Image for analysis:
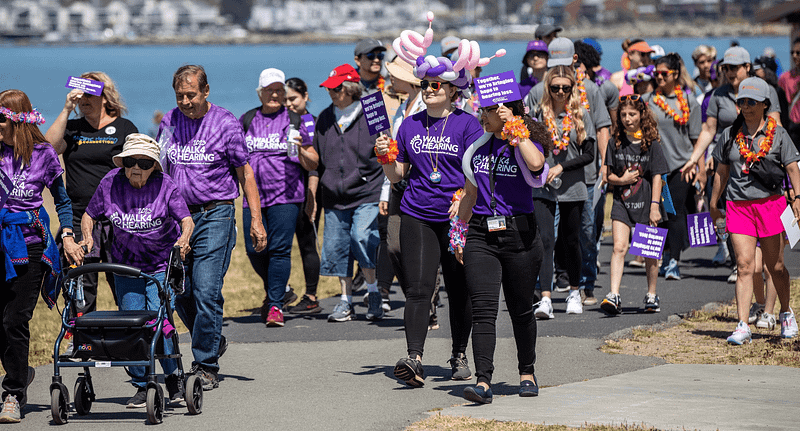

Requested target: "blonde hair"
[
  {"left": 81, "top": 71, "right": 127, "bottom": 118},
  {"left": 541, "top": 65, "right": 587, "bottom": 143},
  {"left": 691, "top": 45, "right": 717, "bottom": 63}
]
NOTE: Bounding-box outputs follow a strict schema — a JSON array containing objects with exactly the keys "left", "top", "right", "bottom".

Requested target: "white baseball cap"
[{"left": 258, "top": 68, "right": 286, "bottom": 90}]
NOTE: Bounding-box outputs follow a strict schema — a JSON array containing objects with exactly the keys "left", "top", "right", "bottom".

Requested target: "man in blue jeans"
[{"left": 158, "top": 65, "right": 267, "bottom": 390}]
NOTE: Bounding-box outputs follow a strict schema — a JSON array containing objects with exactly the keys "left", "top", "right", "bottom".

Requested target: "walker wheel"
[
  {"left": 50, "top": 385, "right": 69, "bottom": 424},
  {"left": 185, "top": 374, "right": 203, "bottom": 415},
  {"left": 146, "top": 385, "right": 164, "bottom": 424},
  {"left": 74, "top": 376, "right": 93, "bottom": 415}
]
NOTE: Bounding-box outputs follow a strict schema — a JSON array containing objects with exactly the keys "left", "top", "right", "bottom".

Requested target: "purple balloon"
[
  {"left": 428, "top": 64, "right": 447, "bottom": 76},
  {"left": 416, "top": 57, "right": 426, "bottom": 66}
]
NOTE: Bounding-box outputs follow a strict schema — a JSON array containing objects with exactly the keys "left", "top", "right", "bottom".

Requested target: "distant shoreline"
[{"left": 4, "top": 21, "right": 790, "bottom": 46}]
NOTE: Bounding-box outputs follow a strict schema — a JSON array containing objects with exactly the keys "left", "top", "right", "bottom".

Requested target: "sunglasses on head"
[
  {"left": 619, "top": 94, "right": 641, "bottom": 102},
  {"left": 549, "top": 85, "right": 572, "bottom": 94},
  {"left": 653, "top": 70, "right": 674, "bottom": 78},
  {"left": 420, "top": 80, "right": 444, "bottom": 91},
  {"left": 122, "top": 157, "right": 156, "bottom": 170},
  {"left": 363, "top": 52, "right": 385, "bottom": 61},
  {"left": 328, "top": 85, "right": 344, "bottom": 93},
  {"left": 736, "top": 98, "right": 759, "bottom": 107}
]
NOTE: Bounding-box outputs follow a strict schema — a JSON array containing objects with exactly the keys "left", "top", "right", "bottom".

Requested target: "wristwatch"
[{"left": 61, "top": 231, "right": 74, "bottom": 239}]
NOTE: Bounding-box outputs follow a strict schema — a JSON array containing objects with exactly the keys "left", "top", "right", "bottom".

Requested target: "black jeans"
[
  {"left": 555, "top": 200, "right": 584, "bottom": 287},
  {"left": 399, "top": 214, "right": 471, "bottom": 359},
  {"left": 295, "top": 197, "right": 321, "bottom": 296},
  {"left": 661, "top": 170, "right": 691, "bottom": 261},
  {"left": 464, "top": 213, "right": 542, "bottom": 385},
  {"left": 533, "top": 198, "right": 556, "bottom": 291},
  {"left": 1, "top": 242, "right": 44, "bottom": 407}
]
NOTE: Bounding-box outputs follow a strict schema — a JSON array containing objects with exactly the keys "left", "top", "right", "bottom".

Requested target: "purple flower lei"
[{"left": 0, "top": 106, "right": 46, "bottom": 125}]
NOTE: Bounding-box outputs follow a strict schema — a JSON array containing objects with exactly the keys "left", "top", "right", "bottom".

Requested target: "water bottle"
[
  {"left": 715, "top": 218, "right": 729, "bottom": 242},
  {"left": 549, "top": 176, "right": 563, "bottom": 189},
  {"left": 286, "top": 125, "right": 300, "bottom": 157},
  {"left": 75, "top": 275, "right": 86, "bottom": 309}
]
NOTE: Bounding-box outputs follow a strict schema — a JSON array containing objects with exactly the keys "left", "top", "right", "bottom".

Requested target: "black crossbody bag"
[{"left": 722, "top": 116, "right": 786, "bottom": 192}]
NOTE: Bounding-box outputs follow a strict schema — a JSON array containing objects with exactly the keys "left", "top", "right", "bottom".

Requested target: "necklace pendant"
[
  {"left": 429, "top": 170, "right": 442, "bottom": 184},
  {"left": 553, "top": 148, "right": 560, "bottom": 156}
]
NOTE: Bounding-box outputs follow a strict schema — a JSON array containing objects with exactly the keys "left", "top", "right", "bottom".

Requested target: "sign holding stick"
[
  {"left": 474, "top": 71, "right": 522, "bottom": 106},
  {"left": 65, "top": 76, "right": 104, "bottom": 96},
  {"left": 687, "top": 212, "right": 717, "bottom": 247},
  {"left": 629, "top": 223, "right": 668, "bottom": 259},
  {"left": 360, "top": 92, "right": 391, "bottom": 136}
]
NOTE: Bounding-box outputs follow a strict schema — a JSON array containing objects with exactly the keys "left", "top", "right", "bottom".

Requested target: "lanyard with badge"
[{"left": 487, "top": 137, "right": 510, "bottom": 232}]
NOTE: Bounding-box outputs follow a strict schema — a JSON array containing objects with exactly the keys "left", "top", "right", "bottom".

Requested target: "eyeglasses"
[
  {"left": 363, "top": 52, "right": 385, "bottom": 61},
  {"left": 736, "top": 98, "right": 759, "bottom": 107},
  {"left": 549, "top": 85, "right": 572, "bottom": 94},
  {"left": 122, "top": 157, "right": 156, "bottom": 170},
  {"left": 653, "top": 70, "right": 674, "bottom": 78},
  {"left": 480, "top": 106, "right": 498, "bottom": 116},
  {"left": 721, "top": 64, "right": 743, "bottom": 72},
  {"left": 328, "top": 85, "right": 344, "bottom": 93},
  {"left": 619, "top": 94, "right": 641, "bottom": 102},
  {"left": 420, "top": 80, "right": 444, "bottom": 91}
]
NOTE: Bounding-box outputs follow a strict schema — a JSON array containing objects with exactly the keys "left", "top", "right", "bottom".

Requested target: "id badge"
[{"left": 487, "top": 216, "right": 507, "bottom": 232}]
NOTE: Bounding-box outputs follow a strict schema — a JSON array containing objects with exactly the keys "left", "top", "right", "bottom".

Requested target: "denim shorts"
[{"left": 320, "top": 203, "right": 379, "bottom": 277}]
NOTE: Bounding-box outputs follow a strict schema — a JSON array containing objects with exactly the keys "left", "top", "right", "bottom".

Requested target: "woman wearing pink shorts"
[{"left": 710, "top": 77, "right": 800, "bottom": 344}]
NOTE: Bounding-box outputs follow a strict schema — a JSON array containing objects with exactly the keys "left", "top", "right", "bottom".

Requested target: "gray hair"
[{"left": 342, "top": 81, "right": 363, "bottom": 101}]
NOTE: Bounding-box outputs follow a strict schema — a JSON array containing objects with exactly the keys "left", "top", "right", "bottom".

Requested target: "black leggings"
[
  {"left": 378, "top": 186, "right": 405, "bottom": 292},
  {"left": 661, "top": 170, "right": 691, "bottom": 261},
  {"left": 464, "top": 213, "right": 542, "bottom": 385},
  {"left": 533, "top": 198, "right": 556, "bottom": 291},
  {"left": 555, "top": 200, "right": 584, "bottom": 287},
  {"left": 295, "top": 195, "right": 322, "bottom": 296},
  {"left": 399, "top": 214, "right": 471, "bottom": 359}
]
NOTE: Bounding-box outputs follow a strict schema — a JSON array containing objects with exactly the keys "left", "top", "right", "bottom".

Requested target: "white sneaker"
[
  {"left": 727, "top": 267, "right": 738, "bottom": 284},
  {"left": 780, "top": 309, "right": 798, "bottom": 339},
  {"left": 756, "top": 312, "right": 776, "bottom": 330},
  {"left": 534, "top": 297, "right": 554, "bottom": 319},
  {"left": 726, "top": 321, "right": 752, "bottom": 345},
  {"left": 566, "top": 291, "right": 583, "bottom": 314},
  {"left": 712, "top": 242, "right": 729, "bottom": 265},
  {"left": 747, "top": 303, "right": 765, "bottom": 324}
]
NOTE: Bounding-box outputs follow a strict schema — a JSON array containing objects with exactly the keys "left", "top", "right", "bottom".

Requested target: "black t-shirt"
[
  {"left": 605, "top": 137, "right": 669, "bottom": 223},
  {"left": 63, "top": 117, "right": 138, "bottom": 215}
]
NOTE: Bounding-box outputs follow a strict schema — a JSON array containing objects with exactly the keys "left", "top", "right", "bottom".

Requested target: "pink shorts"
[{"left": 726, "top": 195, "right": 786, "bottom": 238}]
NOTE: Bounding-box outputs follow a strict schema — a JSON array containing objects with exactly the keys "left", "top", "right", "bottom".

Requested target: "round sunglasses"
[{"left": 122, "top": 157, "right": 157, "bottom": 170}]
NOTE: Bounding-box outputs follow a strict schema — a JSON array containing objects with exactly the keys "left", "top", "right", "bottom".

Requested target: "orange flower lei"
[
  {"left": 451, "top": 188, "right": 464, "bottom": 203},
  {"left": 501, "top": 115, "right": 530, "bottom": 147},
  {"left": 546, "top": 113, "right": 573, "bottom": 155},
  {"left": 737, "top": 117, "right": 777, "bottom": 174},
  {"left": 653, "top": 86, "right": 690, "bottom": 125},
  {"left": 375, "top": 138, "right": 398, "bottom": 164},
  {"left": 575, "top": 69, "right": 590, "bottom": 111},
  {"left": 377, "top": 75, "right": 386, "bottom": 92}
]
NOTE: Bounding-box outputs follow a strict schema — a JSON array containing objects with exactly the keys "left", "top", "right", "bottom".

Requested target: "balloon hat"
[{"left": 392, "top": 11, "right": 506, "bottom": 90}]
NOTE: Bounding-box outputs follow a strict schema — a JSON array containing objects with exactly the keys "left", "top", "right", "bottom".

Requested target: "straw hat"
[
  {"left": 113, "top": 133, "right": 162, "bottom": 171},
  {"left": 385, "top": 56, "right": 420, "bottom": 85}
]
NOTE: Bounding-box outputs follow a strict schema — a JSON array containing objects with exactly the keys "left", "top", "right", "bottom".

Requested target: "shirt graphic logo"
[
  {"left": 166, "top": 139, "right": 216, "bottom": 165},
  {"left": 246, "top": 132, "right": 285, "bottom": 152},
  {"left": 409, "top": 134, "right": 458, "bottom": 156},
  {"left": 110, "top": 208, "right": 163, "bottom": 233},
  {"left": 472, "top": 154, "right": 518, "bottom": 177},
  {"left": 105, "top": 126, "right": 116, "bottom": 135},
  {"left": 10, "top": 171, "right": 33, "bottom": 199}
]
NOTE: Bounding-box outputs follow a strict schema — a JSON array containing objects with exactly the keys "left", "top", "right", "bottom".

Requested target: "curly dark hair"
[
  {"left": 615, "top": 97, "right": 660, "bottom": 151},
  {"left": 503, "top": 99, "right": 553, "bottom": 157}
]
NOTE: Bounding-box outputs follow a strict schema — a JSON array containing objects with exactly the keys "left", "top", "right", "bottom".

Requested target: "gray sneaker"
[
  {"left": 748, "top": 303, "right": 765, "bottom": 324},
  {"left": 366, "top": 292, "right": 384, "bottom": 321},
  {"left": 0, "top": 395, "right": 20, "bottom": 423},
  {"left": 447, "top": 353, "right": 472, "bottom": 380},
  {"left": 190, "top": 364, "right": 219, "bottom": 391},
  {"left": 126, "top": 388, "right": 147, "bottom": 408},
  {"left": 327, "top": 300, "right": 353, "bottom": 322}
]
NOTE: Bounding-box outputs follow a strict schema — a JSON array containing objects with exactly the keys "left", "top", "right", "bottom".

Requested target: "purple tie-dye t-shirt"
[
  {"left": 0, "top": 143, "right": 64, "bottom": 243},
  {"left": 240, "top": 107, "right": 311, "bottom": 208},
  {"left": 85, "top": 169, "right": 191, "bottom": 273},
  {"left": 158, "top": 103, "right": 250, "bottom": 206}
]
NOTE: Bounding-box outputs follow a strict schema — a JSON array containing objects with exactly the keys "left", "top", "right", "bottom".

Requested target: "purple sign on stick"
[
  {"left": 65, "top": 76, "right": 105, "bottom": 96},
  {"left": 688, "top": 212, "right": 717, "bottom": 247},
  {"left": 360, "top": 92, "right": 391, "bottom": 136},
  {"left": 301, "top": 114, "right": 315, "bottom": 139},
  {"left": 474, "top": 71, "right": 522, "bottom": 107},
  {"left": 629, "top": 223, "right": 668, "bottom": 259},
  {"left": 0, "top": 170, "right": 14, "bottom": 209}
]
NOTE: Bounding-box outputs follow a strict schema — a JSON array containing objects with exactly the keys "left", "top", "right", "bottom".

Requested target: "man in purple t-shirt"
[{"left": 158, "top": 65, "right": 267, "bottom": 391}]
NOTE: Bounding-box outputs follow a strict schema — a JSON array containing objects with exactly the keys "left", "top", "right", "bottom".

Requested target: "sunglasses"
[
  {"left": 328, "top": 85, "right": 344, "bottom": 93},
  {"left": 792, "top": 51, "right": 800, "bottom": 55},
  {"left": 653, "top": 70, "right": 674, "bottom": 78},
  {"left": 549, "top": 85, "right": 572, "bottom": 94},
  {"left": 619, "top": 94, "right": 641, "bottom": 102},
  {"left": 736, "top": 99, "right": 759, "bottom": 107},
  {"left": 420, "top": 80, "right": 444, "bottom": 91},
  {"left": 122, "top": 157, "right": 156, "bottom": 170},
  {"left": 363, "top": 52, "right": 385, "bottom": 61}
]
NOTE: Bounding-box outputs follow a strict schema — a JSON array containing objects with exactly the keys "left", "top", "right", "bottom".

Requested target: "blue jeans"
[
  {"left": 175, "top": 204, "right": 236, "bottom": 372},
  {"left": 320, "top": 204, "right": 379, "bottom": 277},
  {"left": 579, "top": 184, "right": 598, "bottom": 291},
  {"left": 114, "top": 272, "right": 177, "bottom": 388},
  {"left": 243, "top": 204, "right": 300, "bottom": 310}
]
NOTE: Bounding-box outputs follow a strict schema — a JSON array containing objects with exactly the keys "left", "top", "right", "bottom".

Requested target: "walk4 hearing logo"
[
  {"left": 472, "top": 153, "right": 518, "bottom": 177},
  {"left": 110, "top": 207, "right": 163, "bottom": 233},
  {"left": 10, "top": 172, "right": 34, "bottom": 199},
  {"left": 410, "top": 135, "right": 459, "bottom": 157},
  {"left": 246, "top": 132, "right": 285, "bottom": 152},
  {"left": 166, "top": 139, "right": 216, "bottom": 165}
]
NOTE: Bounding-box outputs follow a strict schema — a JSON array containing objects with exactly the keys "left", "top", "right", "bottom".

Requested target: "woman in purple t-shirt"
[
  {"left": 81, "top": 134, "right": 194, "bottom": 407},
  {"left": 0, "top": 90, "right": 81, "bottom": 423},
  {"left": 454, "top": 99, "right": 550, "bottom": 404},
  {"left": 376, "top": 54, "right": 484, "bottom": 388}
]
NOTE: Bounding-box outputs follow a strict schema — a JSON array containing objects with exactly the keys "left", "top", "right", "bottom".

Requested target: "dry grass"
[{"left": 407, "top": 413, "right": 659, "bottom": 431}]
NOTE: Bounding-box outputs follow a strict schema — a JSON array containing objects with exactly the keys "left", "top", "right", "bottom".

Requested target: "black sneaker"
[
  {"left": 288, "top": 295, "right": 322, "bottom": 314},
  {"left": 190, "top": 364, "right": 219, "bottom": 391},
  {"left": 448, "top": 353, "right": 472, "bottom": 380},
  {"left": 218, "top": 335, "right": 228, "bottom": 359},
  {"left": 283, "top": 286, "right": 298, "bottom": 306},
  {"left": 428, "top": 313, "right": 439, "bottom": 331},
  {"left": 601, "top": 293, "right": 621, "bottom": 316},
  {"left": 393, "top": 356, "right": 425, "bottom": 388},
  {"left": 126, "top": 388, "right": 147, "bottom": 408},
  {"left": 165, "top": 374, "right": 184, "bottom": 404}
]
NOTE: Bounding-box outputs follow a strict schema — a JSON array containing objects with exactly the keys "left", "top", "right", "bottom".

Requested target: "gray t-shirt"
[
  {"left": 644, "top": 90, "right": 702, "bottom": 172},
  {"left": 599, "top": 79, "right": 620, "bottom": 111},
  {"left": 712, "top": 122, "right": 800, "bottom": 202},
  {"left": 706, "top": 83, "right": 781, "bottom": 133},
  {"left": 533, "top": 108, "right": 596, "bottom": 202}
]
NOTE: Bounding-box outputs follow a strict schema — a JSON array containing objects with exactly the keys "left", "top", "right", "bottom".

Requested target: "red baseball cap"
[{"left": 320, "top": 64, "right": 360, "bottom": 89}]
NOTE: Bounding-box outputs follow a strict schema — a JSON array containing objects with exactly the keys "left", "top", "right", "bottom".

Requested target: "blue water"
[{"left": 0, "top": 36, "right": 792, "bottom": 133}]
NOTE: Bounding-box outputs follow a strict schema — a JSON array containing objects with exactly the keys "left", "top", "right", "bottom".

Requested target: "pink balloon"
[
  {"left": 427, "top": 11, "right": 434, "bottom": 22},
  {"left": 423, "top": 28, "right": 433, "bottom": 48},
  {"left": 477, "top": 58, "right": 490, "bottom": 67},
  {"left": 495, "top": 49, "right": 507, "bottom": 58},
  {"left": 466, "top": 41, "right": 481, "bottom": 70},
  {"left": 392, "top": 38, "right": 417, "bottom": 65},
  {"left": 400, "top": 30, "right": 425, "bottom": 57},
  {"left": 453, "top": 39, "right": 471, "bottom": 72}
]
